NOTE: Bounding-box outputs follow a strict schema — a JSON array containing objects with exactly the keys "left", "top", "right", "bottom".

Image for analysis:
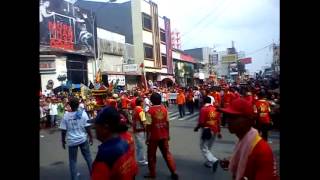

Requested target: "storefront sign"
[
  {"left": 239, "top": 57, "right": 252, "bottom": 64},
  {"left": 123, "top": 64, "right": 138, "bottom": 72},
  {"left": 40, "top": 0, "right": 95, "bottom": 56},
  {"left": 164, "top": 16, "right": 173, "bottom": 74},
  {"left": 108, "top": 75, "right": 125, "bottom": 86}
]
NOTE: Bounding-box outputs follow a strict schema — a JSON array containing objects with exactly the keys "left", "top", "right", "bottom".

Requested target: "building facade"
[
  {"left": 39, "top": 0, "right": 96, "bottom": 92},
  {"left": 77, "top": 0, "right": 174, "bottom": 88},
  {"left": 172, "top": 49, "right": 196, "bottom": 87}
]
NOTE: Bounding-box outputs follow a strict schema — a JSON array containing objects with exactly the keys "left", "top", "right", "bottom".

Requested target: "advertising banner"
[
  {"left": 239, "top": 57, "right": 252, "bottom": 64},
  {"left": 40, "top": 0, "right": 95, "bottom": 56},
  {"left": 221, "top": 54, "right": 237, "bottom": 64},
  {"left": 164, "top": 16, "right": 173, "bottom": 74}
]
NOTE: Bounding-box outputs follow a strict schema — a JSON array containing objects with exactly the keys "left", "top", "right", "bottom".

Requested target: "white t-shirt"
[
  {"left": 59, "top": 111, "right": 90, "bottom": 147},
  {"left": 49, "top": 103, "right": 58, "bottom": 115},
  {"left": 144, "top": 98, "right": 151, "bottom": 112},
  {"left": 194, "top": 90, "right": 200, "bottom": 100}
]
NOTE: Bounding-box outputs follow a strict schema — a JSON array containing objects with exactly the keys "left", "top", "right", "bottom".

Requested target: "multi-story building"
[
  {"left": 172, "top": 49, "right": 196, "bottom": 87},
  {"left": 96, "top": 27, "right": 138, "bottom": 90},
  {"left": 272, "top": 43, "right": 280, "bottom": 76},
  {"left": 184, "top": 47, "right": 218, "bottom": 81},
  {"left": 77, "top": 0, "right": 174, "bottom": 88},
  {"left": 39, "top": 0, "right": 96, "bottom": 92}
]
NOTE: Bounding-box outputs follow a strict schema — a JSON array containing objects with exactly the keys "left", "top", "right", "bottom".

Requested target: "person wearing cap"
[
  {"left": 176, "top": 89, "right": 186, "bottom": 118},
  {"left": 254, "top": 92, "right": 272, "bottom": 141},
  {"left": 144, "top": 93, "right": 179, "bottom": 179},
  {"left": 221, "top": 86, "right": 235, "bottom": 127},
  {"left": 59, "top": 97, "right": 93, "bottom": 180},
  {"left": 132, "top": 98, "right": 148, "bottom": 165},
  {"left": 194, "top": 96, "right": 222, "bottom": 172},
  {"left": 219, "top": 98, "right": 279, "bottom": 180},
  {"left": 90, "top": 106, "right": 138, "bottom": 180}
]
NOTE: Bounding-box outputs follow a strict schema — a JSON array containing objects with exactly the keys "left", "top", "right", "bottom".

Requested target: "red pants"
[{"left": 147, "top": 139, "right": 176, "bottom": 176}]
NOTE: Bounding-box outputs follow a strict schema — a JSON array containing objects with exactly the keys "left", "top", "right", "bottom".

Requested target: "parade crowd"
[{"left": 40, "top": 77, "right": 280, "bottom": 180}]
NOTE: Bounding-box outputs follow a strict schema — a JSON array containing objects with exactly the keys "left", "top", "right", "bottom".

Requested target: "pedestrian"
[
  {"left": 132, "top": 98, "right": 148, "bottom": 165},
  {"left": 186, "top": 88, "right": 194, "bottom": 114},
  {"left": 219, "top": 98, "right": 279, "bottom": 180},
  {"left": 40, "top": 99, "right": 47, "bottom": 129},
  {"left": 59, "top": 97, "right": 93, "bottom": 180},
  {"left": 194, "top": 87, "right": 201, "bottom": 109},
  {"left": 49, "top": 97, "right": 58, "bottom": 128},
  {"left": 144, "top": 93, "right": 179, "bottom": 179},
  {"left": 176, "top": 89, "right": 186, "bottom": 118},
  {"left": 254, "top": 92, "right": 272, "bottom": 141},
  {"left": 90, "top": 106, "right": 138, "bottom": 179},
  {"left": 194, "top": 96, "right": 222, "bottom": 172},
  {"left": 143, "top": 92, "right": 152, "bottom": 113},
  {"left": 221, "top": 86, "right": 235, "bottom": 127},
  {"left": 161, "top": 89, "right": 169, "bottom": 108}
]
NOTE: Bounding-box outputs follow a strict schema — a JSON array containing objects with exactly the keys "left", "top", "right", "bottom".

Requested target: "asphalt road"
[{"left": 40, "top": 104, "right": 279, "bottom": 180}]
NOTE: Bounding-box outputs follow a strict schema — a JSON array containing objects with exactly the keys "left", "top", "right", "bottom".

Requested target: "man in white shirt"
[
  {"left": 49, "top": 98, "right": 58, "bottom": 128},
  {"left": 60, "top": 97, "right": 93, "bottom": 180},
  {"left": 143, "top": 93, "right": 152, "bottom": 112}
]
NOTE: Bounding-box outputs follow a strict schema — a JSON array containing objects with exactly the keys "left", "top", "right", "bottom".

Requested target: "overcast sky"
[{"left": 83, "top": 0, "right": 280, "bottom": 74}]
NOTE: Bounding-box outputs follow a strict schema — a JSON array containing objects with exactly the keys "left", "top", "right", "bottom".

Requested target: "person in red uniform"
[
  {"left": 186, "top": 88, "right": 194, "bottom": 114},
  {"left": 194, "top": 96, "right": 222, "bottom": 172},
  {"left": 219, "top": 98, "right": 279, "bottom": 180},
  {"left": 254, "top": 92, "right": 272, "bottom": 141},
  {"left": 221, "top": 86, "right": 235, "bottom": 127},
  {"left": 210, "top": 87, "right": 222, "bottom": 108},
  {"left": 90, "top": 106, "right": 138, "bottom": 180},
  {"left": 121, "top": 93, "right": 131, "bottom": 110},
  {"left": 243, "top": 88, "right": 254, "bottom": 106},
  {"left": 144, "top": 93, "right": 179, "bottom": 179}
]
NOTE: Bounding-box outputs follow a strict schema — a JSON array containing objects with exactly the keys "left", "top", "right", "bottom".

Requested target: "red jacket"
[
  {"left": 130, "top": 97, "right": 137, "bottom": 109},
  {"left": 121, "top": 96, "right": 131, "bottom": 109},
  {"left": 243, "top": 139, "right": 279, "bottom": 180},
  {"left": 223, "top": 91, "right": 234, "bottom": 108},
  {"left": 211, "top": 91, "right": 221, "bottom": 107},
  {"left": 91, "top": 137, "right": 138, "bottom": 180},
  {"left": 147, "top": 105, "right": 169, "bottom": 141},
  {"left": 254, "top": 99, "right": 271, "bottom": 124},
  {"left": 198, "top": 104, "right": 221, "bottom": 133},
  {"left": 132, "top": 106, "right": 145, "bottom": 133}
]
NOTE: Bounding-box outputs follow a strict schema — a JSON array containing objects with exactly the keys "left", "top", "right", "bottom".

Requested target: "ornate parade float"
[{"left": 90, "top": 70, "right": 108, "bottom": 111}]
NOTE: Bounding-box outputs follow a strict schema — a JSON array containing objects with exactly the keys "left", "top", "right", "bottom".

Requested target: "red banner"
[{"left": 239, "top": 57, "right": 252, "bottom": 64}]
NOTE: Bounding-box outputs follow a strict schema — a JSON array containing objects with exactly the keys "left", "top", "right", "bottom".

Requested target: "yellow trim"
[{"left": 250, "top": 133, "right": 262, "bottom": 154}]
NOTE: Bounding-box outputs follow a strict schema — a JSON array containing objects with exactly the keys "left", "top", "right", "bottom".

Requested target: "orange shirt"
[{"left": 176, "top": 93, "right": 186, "bottom": 105}]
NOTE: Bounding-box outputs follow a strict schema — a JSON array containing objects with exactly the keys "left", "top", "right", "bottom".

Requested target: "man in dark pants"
[
  {"left": 176, "top": 89, "right": 186, "bottom": 118},
  {"left": 60, "top": 97, "right": 93, "bottom": 180}
]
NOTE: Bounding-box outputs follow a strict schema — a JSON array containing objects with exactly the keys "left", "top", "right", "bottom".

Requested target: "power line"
[
  {"left": 182, "top": 0, "right": 233, "bottom": 47},
  {"left": 180, "top": 0, "right": 227, "bottom": 38}
]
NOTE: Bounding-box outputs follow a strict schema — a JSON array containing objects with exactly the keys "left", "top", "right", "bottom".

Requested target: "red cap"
[{"left": 219, "top": 98, "right": 254, "bottom": 117}]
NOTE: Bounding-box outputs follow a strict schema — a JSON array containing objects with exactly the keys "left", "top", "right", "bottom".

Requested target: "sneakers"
[
  {"left": 138, "top": 160, "right": 148, "bottom": 166},
  {"left": 212, "top": 160, "right": 219, "bottom": 173},
  {"left": 204, "top": 162, "right": 213, "bottom": 168},
  {"left": 171, "top": 173, "right": 179, "bottom": 180}
]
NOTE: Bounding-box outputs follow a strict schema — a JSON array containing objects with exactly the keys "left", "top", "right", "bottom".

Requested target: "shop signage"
[
  {"left": 123, "top": 64, "right": 138, "bottom": 72},
  {"left": 108, "top": 75, "right": 125, "bottom": 86},
  {"left": 222, "top": 54, "right": 237, "bottom": 64}
]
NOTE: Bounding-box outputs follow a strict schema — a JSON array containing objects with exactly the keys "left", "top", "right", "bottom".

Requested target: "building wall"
[
  {"left": 100, "top": 54, "right": 124, "bottom": 72},
  {"left": 131, "top": 0, "right": 144, "bottom": 68},
  {"left": 184, "top": 48, "right": 204, "bottom": 62},
  {"left": 40, "top": 55, "right": 67, "bottom": 91},
  {"left": 77, "top": 1, "right": 133, "bottom": 44},
  {"left": 142, "top": 30, "right": 153, "bottom": 45}
]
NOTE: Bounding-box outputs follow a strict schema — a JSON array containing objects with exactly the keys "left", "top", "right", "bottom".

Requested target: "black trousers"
[
  {"left": 178, "top": 104, "right": 185, "bottom": 118},
  {"left": 187, "top": 101, "right": 194, "bottom": 114}
]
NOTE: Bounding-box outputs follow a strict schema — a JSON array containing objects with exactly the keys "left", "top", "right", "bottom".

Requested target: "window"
[
  {"left": 160, "top": 30, "right": 166, "bottom": 42},
  {"left": 162, "top": 54, "right": 167, "bottom": 66},
  {"left": 144, "top": 44, "right": 154, "bottom": 59},
  {"left": 142, "top": 13, "right": 152, "bottom": 31}
]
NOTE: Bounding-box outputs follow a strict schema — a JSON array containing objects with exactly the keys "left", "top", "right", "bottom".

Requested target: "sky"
[{"left": 82, "top": 0, "right": 280, "bottom": 74}]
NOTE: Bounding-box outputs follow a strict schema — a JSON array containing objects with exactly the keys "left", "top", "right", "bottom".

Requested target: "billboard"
[
  {"left": 239, "top": 57, "right": 252, "bottom": 64},
  {"left": 229, "top": 62, "right": 238, "bottom": 75},
  {"left": 221, "top": 54, "right": 237, "bottom": 64},
  {"left": 209, "top": 54, "right": 218, "bottom": 65},
  {"left": 39, "top": 0, "right": 95, "bottom": 56}
]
